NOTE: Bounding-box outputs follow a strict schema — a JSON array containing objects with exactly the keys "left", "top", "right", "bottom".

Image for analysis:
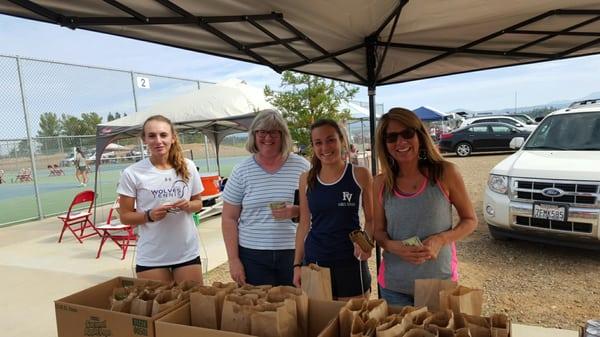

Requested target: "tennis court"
[{"left": 0, "top": 155, "right": 247, "bottom": 225}]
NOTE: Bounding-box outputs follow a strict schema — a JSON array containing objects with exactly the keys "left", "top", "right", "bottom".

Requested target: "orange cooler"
[{"left": 200, "top": 173, "right": 220, "bottom": 197}]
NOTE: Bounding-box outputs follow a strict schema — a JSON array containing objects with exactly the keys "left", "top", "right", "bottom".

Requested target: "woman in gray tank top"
[{"left": 373, "top": 108, "right": 477, "bottom": 306}]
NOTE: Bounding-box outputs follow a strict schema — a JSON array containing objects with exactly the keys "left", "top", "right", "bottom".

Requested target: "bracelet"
[
  {"left": 145, "top": 209, "right": 154, "bottom": 222},
  {"left": 293, "top": 263, "right": 303, "bottom": 268}
]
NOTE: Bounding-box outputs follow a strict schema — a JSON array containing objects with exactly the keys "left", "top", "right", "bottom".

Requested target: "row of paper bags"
[
  {"left": 335, "top": 298, "right": 509, "bottom": 337},
  {"left": 189, "top": 283, "right": 309, "bottom": 337},
  {"left": 109, "top": 279, "right": 202, "bottom": 316}
]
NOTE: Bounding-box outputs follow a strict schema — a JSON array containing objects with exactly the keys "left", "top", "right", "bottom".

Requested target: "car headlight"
[{"left": 488, "top": 174, "right": 508, "bottom": 194}]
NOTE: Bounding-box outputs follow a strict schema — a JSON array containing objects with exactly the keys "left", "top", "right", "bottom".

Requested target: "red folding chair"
[
  {"left": 95, "top": 198, "right": 137, "bottom": 260},
  {"left": 58, "top": 190, "right": 99, "bottom": 243}
]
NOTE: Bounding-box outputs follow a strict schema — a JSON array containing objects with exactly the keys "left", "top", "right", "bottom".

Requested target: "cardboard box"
[
  {"left": 55, "top": 276, "right": 182, "bottom": 337},
  {"left": 155, "top": 298, "right": 345, "bottom": 337}
]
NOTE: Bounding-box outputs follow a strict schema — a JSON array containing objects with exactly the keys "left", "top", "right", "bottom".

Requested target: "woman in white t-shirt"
[{"left": 117, "top": 115, "right": 204, "bottom": 283}]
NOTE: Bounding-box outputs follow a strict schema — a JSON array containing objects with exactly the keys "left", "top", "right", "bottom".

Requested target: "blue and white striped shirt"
[{"left": 222, "top": 153, "right": 310, "bottom": 250}]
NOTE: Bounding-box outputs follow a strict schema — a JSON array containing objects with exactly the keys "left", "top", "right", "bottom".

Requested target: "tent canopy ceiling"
[{"left": 2, "top": 1, "right": 600, "bottom": 87}]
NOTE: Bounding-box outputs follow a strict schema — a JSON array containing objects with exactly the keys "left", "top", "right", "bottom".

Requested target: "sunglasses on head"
[{"left": 384, "top": 128, "right": 416, "bottom": 143}]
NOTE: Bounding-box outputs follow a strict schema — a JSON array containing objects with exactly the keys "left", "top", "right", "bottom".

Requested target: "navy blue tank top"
[{"left": 305, "top": 164, "right": 362, "bottom": 266}]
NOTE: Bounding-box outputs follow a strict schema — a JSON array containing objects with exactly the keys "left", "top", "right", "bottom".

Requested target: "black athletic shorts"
[{"left": 136, "top": 256, "right": 201, "bottom": 273}]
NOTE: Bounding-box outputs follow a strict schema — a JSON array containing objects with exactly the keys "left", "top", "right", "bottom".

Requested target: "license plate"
[{"left": 532, "top": 203, "right": 568, "bottom": 221}]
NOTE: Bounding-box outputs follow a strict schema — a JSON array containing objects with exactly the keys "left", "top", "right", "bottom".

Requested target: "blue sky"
[{"left": 2, "top": 14, "right": 600, "bottom": 114}]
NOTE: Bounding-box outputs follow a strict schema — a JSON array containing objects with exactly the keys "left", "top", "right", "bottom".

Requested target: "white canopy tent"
[
  {"left": 4, "top": 0, "right": 600, "bottom": 171},
  {"left": 95, "top": 79, "right": 275, "bottom": 174}
]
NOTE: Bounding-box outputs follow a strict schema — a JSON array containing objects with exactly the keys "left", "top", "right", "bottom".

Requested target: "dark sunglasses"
[{"left": 384, "top": 128, "right": 416, "bottom": 143}]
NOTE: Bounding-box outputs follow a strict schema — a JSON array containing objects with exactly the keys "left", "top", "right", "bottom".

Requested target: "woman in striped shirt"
[{"left": 221, "top": 110, "right": 310, "bottom": 286}]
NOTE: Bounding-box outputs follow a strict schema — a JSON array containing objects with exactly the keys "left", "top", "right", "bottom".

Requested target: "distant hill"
[{"left": 448, "top": 91, "right": 600, "bottom": 117}]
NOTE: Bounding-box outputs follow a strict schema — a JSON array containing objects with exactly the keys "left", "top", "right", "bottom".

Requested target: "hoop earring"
[{"left": 418, "top": 149, "right": 427, "bottom": 160}]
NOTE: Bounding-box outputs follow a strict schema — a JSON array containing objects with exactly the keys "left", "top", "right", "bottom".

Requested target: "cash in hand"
[{"left": 402, "top": 236, "right": 423, "bottom": 247}]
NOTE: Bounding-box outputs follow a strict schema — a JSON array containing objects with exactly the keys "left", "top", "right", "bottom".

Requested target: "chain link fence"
[{"left": 0, "top": 54, "right": 249, "bottom": 226}]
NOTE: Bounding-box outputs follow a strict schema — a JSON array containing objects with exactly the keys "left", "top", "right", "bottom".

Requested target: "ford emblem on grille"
[{"left": 541, "top": 187, "right": 565, "bottom": 197}]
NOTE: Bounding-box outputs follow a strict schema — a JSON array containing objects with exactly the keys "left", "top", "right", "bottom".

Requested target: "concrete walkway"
[{"left": 0, "top": 210, "right": 227, "bottom": 337}]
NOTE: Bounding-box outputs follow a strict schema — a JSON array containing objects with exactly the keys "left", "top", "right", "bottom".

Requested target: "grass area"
[{"left": 0, "top": 155, "right": 247, "bottom": 225}]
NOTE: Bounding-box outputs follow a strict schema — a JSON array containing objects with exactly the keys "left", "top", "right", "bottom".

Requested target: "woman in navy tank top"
[
  {"left": 293, "top": 119, "right": 373, "bottom": 300},
  {"left": 373, "top": 108, "right": 477, "bottom": 306}
]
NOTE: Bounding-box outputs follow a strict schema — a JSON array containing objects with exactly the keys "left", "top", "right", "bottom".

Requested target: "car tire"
[
  {"left": 455, "top": 142, "right": 472, "bottom": 157},
  {"left": 488, "top": 224, "right": 510, "bottom": 241}
]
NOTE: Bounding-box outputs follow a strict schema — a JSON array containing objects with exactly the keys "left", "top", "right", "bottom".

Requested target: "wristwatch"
[{"left": 145, "top": 209, "right": 154, "bottom": 222}]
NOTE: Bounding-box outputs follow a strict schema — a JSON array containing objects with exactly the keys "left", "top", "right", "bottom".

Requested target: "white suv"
[
  {"left": 483, "top": 99, "right": 600, "bottom": 249},
  {"left": 461, "top": 116, "right": 537, "bottom": 132}
]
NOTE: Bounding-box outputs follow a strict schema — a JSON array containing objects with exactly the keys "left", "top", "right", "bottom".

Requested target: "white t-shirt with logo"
[{"left": 117, "top": 158, "right": 203, "bottom": 266}]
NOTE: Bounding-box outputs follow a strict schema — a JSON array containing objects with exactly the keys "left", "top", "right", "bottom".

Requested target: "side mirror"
[
  {"left": 526, "top": 120, "right": 533, "bottom": 124},
  {"left": 510, "top": 137, "right": 525, "bottom": 149}
]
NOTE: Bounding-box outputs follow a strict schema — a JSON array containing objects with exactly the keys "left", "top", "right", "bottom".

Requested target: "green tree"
[
  {"left": 107, "top": 112, "right": 114, "bottom": 121},
  {"left": 80, "top": 112, "right": 103, "bottom": 135},
  {"left": 264, "top": 71, "right": 358, "bottom": 149},
  {"left": 37, "top": 112, "right": 60, "bottom": 137}
]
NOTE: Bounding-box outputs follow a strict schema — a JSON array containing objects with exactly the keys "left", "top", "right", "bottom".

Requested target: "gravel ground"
[{"left": 205, "top": 153, "right": 600, "bottom": 330}]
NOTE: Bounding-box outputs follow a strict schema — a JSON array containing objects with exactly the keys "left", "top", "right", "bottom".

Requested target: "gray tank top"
[{"left": 382, "top": 179, "right": 452, "bottom": 295}]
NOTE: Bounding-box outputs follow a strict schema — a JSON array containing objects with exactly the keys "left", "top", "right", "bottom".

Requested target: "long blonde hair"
[
  {"left": 375, "top": 107, "right": 447, "bottom": 193},
  {"left": 142, "top": 115, "right": 190, "bottom": 182}
]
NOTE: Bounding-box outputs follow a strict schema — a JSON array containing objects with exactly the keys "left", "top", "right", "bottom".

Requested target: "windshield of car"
[{"left": 524, "top": 111, "right": 600, "bottom": 150}]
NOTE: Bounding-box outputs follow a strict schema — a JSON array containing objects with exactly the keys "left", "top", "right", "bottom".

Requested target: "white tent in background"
[
  {"left": 340, "top": 102, "right": 371, "bottom": 156},
  {"left": 96, "top": 79, "right": 275, "bottom": 174}
]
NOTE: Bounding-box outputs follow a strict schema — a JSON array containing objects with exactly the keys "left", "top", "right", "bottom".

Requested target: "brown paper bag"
[
  {"left": 411, "top": 310, "right": 433, "bottom": 327},
  {"left": 350, "top": 314, "right": 378, "bottom": 337},
  {"left": 251, "top": 302, "right": 295, "bottom": 337},
  {"left": 212, "top": 281, "right": 238, "bottom": 293},
  {"left": 365, "top": 299, "right": 388, "bottom": 322},
  {"left": 340, "top": 298, "right": 368, "bottom": 337},
  {"left": 300, "top": 264, "right": 333, "bottom": 300},
  {"left": 490, "top": 313, "right": 509, "bottom": 337},
  {"left": 263, "top": 292, "right": 298, "bottom": 337},
  {"left": 109, "top": 287, "right": 137, "bottom": 313},
  {"left": 425, "top": 324, "right": 455, "bottom": 337},
  {"left": 403, "top": 327, "right": 436, "bottom": 337},
  {"left": 455, "top": 327, "right": 472, "bottom": 337},
  {"left": 423, "top": 310, "right": 454, "bottom": 330},
  {"left": 233, "top": 284, "right": 271, "bottom": 298},
  {"left": 468, "top": 326, "right": 492, "bottom": 337},
  {"left": 221, "top": 294, "right": 257, "bottom": 334},
  {"left": 440, "top": 286, "right": 483, "bottom": 316},
  {"left": 190, "top": 286, "right": 228, "bottom": 329},
  {"left": 130, "top": 290, "right": 157, "bottom": 316},
  {"left": 414, "top": 279, "right": 457, "bottom": 312},
  {"left": 151, "top": 289, "right": 181, "bottom": 316},
  {"left": 376, "top": 315, "right": 412, "bottom": 337},
  {"left": 269, "top": 286, "right": 308, "bottom": 337}
]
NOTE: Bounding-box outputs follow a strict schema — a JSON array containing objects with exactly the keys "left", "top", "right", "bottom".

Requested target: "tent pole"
[
  {"left": 204, "top": 135, "right": 210, "bottom": 171},
  {"left": 366, "top": 34, "right": 382, "bottom": 298}
]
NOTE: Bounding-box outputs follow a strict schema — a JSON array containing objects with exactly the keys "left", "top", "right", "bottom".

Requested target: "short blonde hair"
[{"left": 245, "top": 110, "right": 292, "bottom": 158}]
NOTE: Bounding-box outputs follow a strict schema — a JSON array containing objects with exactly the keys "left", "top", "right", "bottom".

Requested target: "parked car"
[
  {"left": 59, "top": 153, "right": 75, "bottom": 167},
  {"left": 484, "top": 99, "right": 600, "bottom": 249},
  {"left": 460, "top": 115, "right": 537, "bottom": 132},
  {"left": 87, "top": 151, "right": 116, "bottom": 164},
  {"left": 438, "top": 122, "right": 531, "bottom": 157},
  {"left": 510, "top": 114, "right": 538, "bottom": 125}
]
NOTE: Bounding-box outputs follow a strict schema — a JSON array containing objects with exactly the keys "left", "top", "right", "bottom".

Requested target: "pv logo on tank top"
[{"left": 338, "top": 191, "right": 356, "bottom": 207}]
